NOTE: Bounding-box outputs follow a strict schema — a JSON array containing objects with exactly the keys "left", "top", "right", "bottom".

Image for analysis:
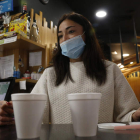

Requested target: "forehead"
[{"left": 59, "top": 19, "right": 83, "bottom": 31}]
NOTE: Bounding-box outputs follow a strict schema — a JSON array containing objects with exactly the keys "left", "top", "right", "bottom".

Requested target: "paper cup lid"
[
  {"left": 129, "top": 122, "right": 140, "bottom": 125},
  {"left": 11, "top": 93, "right": 47, "bottom": 101},
  {"left": 67, "top": 93, "right": 102, "bottom": 100},
  {"left": 98, "top": 123, "right": 126, "bottom": 129}
]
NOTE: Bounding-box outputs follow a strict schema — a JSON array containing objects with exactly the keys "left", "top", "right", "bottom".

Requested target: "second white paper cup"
[
  {"left": 68, "top": 93, "right": 102, "bottom": 137},
  {"left": 12, "top": 93, "right": 46, "bottom": 139}
]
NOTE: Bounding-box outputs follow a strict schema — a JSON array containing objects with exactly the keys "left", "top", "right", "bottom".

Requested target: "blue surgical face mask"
[{"left": 60, "top": 32, "right": 86, "bottom": 59}]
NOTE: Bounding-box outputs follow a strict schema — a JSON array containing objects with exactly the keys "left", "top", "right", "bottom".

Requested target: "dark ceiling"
[
  {"left": 63, "top": 0, "right": 140, "bottom": 61},
  {"left": 64, "top": 0, "right": 140, "bottom": 37}
]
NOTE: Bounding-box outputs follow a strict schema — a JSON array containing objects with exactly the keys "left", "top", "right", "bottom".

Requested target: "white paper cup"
[
  {"left": 11, "top": 93, "right": 47, "bottom": 139},
  {"left": 68, "top": 93, "right": 102, "bottom": 137}
]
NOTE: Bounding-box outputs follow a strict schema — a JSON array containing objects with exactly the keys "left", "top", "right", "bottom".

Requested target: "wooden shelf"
[
  {"left": 15, "top": 79, "right": 37, "bottom": 83},
  {"left": 113, "top": 53, "right": 140, "bottom": 64},
  {"left": 26, "top": 79, "right": 37, "bottom": 83},
  {"left": 0, "top": 35, "right": 46, "bottom": 52}
]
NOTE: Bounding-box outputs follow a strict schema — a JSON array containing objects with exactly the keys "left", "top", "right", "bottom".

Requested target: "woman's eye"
[
  {"left": 69, "top": 30, "right": 75, "bottom": 34},
  {"left": 58, "top": 35, "right": 63, "bottom": 39}
]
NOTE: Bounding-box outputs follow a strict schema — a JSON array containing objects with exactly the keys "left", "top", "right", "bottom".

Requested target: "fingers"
[
  {"left": 5, "top": 108, "right": 13, "bottom": 114},
  {"left": 132, "top": 109, "right": 140, "bottom": 122},
  {"left": 0, "top": 109, "right": 8, "bottom": 116},
  {"left": 1, "top": 102, "right": 13, "bottom": 114},
  {"left": 0, "top": 107, "right": 13, "bottom": 115},
  {"left": 0, "top": 121, "right": 15, "bottom": 126},
  {"left": 138, "top": 107, "right": 140, "bottom": 110},
  {"left": 0, "top": 101, "right": 14, "bottom": 126},
  {"left": 6, "top": 101, "right": 13, "bottom": 108},
  {"left": 0, "top": 101, "right": 5, "bottom": 107},
  {"left": 0, "top": 116, "right": 14, "bottom": 122},
  {"left": 2, "top": 101, "right": 13, "bottom": 109},
  {"left": 0, "top": 116, "right": 15, "bottom": 126}
]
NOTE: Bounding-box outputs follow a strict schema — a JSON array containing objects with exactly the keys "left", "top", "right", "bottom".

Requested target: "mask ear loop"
[{"left": 81, "top": 31, "right": 85, "bottom": 36}]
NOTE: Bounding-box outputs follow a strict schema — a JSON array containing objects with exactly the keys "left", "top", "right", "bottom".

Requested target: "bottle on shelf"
[
  {"left": 18, "top": 55, "right": 24, "bottom": 67},
  {"left": 17, "top": 68, "right": 20, "bottom": 79},
  {"left": 18, "top": 55, "right": 22, "bottom": 66},
  {"left": 23, "top": 70, "right": 31, "bottom": 79},
  {"left": 27, "top": 16, "right": 31, "bottom": 38},
  {"left": 19, "top": 3, "right": 27, "bottom": 18},
  {"left": 13, "top": 66, "right": 16, "bottom": 78},
  {"left": 30, "top": 20, "right": 39, "bottom": 42},
  {"left": 23, "top": 3, "right": 27, "bottom": 14}
]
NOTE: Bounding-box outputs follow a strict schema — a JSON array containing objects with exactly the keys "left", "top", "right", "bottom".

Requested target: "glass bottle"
[
  {"left": 23, "top": 3, "right": 27, "bottom": 14},
  {"left": 19, "top": 3, "right": 27, "bottom": 18}
]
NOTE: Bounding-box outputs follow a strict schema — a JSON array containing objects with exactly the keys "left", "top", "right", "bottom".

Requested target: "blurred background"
[{"left": 9, "top": 0, "right": 140, "bottom": 65}]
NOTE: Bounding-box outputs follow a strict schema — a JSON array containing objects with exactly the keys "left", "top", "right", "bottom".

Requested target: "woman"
[{"left": 0, "top": 12, "right": 140, "bottom": 125}]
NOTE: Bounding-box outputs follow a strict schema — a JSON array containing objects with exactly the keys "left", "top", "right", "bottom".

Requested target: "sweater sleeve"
[
  {"left": 31, "top": 69, "right": 49, "bottom": 124},
  {"left": 113, "top": 65, "right": 140, "bottom": 122}
]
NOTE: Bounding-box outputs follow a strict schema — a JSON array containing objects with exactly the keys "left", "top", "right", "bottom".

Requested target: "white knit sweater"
[{"left": 31, "top": 60, "right": 140, "bottom": 124}]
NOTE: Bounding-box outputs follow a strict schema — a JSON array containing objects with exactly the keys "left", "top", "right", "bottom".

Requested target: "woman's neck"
[{"left": 70, "top": 57, "right": 82, "bottom": 62}]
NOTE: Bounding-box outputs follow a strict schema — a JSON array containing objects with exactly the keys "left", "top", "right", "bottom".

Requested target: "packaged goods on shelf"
[
  {"left": 4, "top": 31, "right": 17, "bottom": 38},
  {"left": 9, "top": 14, "right": 28, "bottom": 38},
  {"left": 0, "top": 12, "right": 11, "bottom": 33},
  {"left": 2, "top": 12, "right": 11, "bottom": 33},
  {"left": 27, "top": 16, "right": 30, "bottom": 38},
  {"left": 30, "top": 20, "right": 40, "bottom": 43},
  {"left": 0, "top": 31, "right": 17, "bottom": 41}
]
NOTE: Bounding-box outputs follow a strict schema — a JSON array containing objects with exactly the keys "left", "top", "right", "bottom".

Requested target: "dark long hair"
[{"left": 53, "top": 12, "right": 107, "bottom": 86}]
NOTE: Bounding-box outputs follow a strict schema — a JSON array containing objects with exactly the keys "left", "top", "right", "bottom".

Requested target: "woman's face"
[{"left": 58, "top": 19, "right": 85, "bottom": 44}]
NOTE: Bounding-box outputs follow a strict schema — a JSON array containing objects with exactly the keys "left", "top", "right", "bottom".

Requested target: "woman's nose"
[{"left": 62, "top": 34, "right": 69, "bottom": 42}]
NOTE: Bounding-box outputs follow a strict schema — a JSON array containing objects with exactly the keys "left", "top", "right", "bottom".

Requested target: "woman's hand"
[
  {"left": 0, "top": 101, "right": 15, "bottom": 125},
  {"left": 132, "top": 108, "right": 140, "bottom": 122}
]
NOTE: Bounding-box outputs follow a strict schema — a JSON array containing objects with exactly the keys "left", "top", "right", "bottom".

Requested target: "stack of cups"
[
  {"left": 68, "top": 93, "right": 102, "bottom": 137},
  {"left": 12, "top": 93, "right": 46, "bottom": 139}
]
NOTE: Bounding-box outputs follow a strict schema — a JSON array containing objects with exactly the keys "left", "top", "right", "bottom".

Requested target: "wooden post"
[{"left": 30, "top": 9, "right": 34, "bottom": 36}]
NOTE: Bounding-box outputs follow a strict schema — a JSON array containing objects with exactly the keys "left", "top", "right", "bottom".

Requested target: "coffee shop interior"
[{"left": 0, "top": 0, "right": 140, "bottom": 102}]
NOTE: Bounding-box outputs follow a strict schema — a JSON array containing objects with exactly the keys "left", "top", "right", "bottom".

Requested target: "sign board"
[{"left": 0, "top": 0, "right": 13, "bottom": 14}]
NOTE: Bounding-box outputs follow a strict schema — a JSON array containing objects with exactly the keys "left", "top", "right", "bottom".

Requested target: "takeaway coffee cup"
[
  {"left": 11, "top": 93, "right": 46, "bottom": 139},
  {"left": 67, "top": 93, "right": 102, "bottom": 137}
]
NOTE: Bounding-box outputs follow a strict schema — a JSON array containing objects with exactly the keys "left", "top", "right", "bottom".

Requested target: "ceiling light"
[
  {"left": 111, "top": 51, "right": 117, "bottom": 54},
  {"left": 96, "top": 11, "right": 107, "bottom": 18},
  {"left": 117, "top": 63, "right": 121, "bottom": 66},
  {"left": 123, "top": 54, "right": 129, "bottom": 57},
  {"left": 120, "top": 65, "right": 124, "bottom": 69},
  {"left": 130, "top": 62, "right": 133, "bottom": 64}
]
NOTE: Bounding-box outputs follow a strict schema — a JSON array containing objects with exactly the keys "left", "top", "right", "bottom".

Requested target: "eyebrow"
[{"left": 58, "top": 26, "right": 75, "bottom": 33}]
